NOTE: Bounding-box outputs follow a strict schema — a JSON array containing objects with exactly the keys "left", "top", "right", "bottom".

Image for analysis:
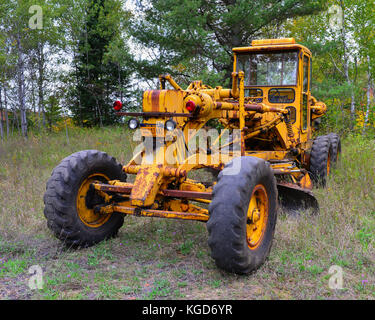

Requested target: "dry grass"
[{"left": 0, "top": 127, "right": 374, "bottom": 300}]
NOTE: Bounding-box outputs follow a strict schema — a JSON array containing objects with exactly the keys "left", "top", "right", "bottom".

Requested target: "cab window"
[
  {"left": 245, "top": 88, "right": 263, "bottom": 102},
  {"left": 268, "top": 88, "right": 295, "bottom": 103},
  {"left": 237, "top": 51, "right": 298, "bottom": 86},
  {"left": 247, "top": 88, "right": 263, "bottom": 97}
]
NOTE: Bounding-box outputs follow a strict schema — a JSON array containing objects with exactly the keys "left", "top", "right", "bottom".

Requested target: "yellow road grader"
[{"left": 44, "top": 38, "right": 341, "bottom": 274}]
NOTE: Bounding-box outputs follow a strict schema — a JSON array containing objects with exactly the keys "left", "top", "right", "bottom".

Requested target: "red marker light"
[
  {"left": 186, "top": 100, "right": 196, "bottom": 112},
  {"left": 113, "top": 100, "right": 123, "bottom": 111}
]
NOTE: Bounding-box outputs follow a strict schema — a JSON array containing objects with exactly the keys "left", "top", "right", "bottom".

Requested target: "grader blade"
[{"left": 277, "top": 182, "right": 319, "bottom": 215}]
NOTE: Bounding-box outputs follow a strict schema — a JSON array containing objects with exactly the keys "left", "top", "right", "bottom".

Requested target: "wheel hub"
[
  {"left": 246, "top": 184, "right": 269, "bottom": 249},
  {"left": 76, "top": 173, "right": 112, "bottom": 228}
]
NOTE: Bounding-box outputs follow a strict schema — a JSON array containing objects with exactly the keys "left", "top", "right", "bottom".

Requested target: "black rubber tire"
[
  {"left": 328, "top": 133, "right": 341, "bottom": 166},
  {"left": 207, "top": 156, "right": 278, "bottom": 274},
  {"left": 309, "top": 135, "right": 333, "bottom": 188},
  {"left": 43, "top": 150, "right": 127, "bottom": 248}
]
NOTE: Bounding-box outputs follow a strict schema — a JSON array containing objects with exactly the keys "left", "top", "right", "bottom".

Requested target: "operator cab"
[
  {"left": 236, "top": 50, "right": 298, "bottom": 103},
  {"left": 233, "top": 38, "right": 312, "bottom": 135}
]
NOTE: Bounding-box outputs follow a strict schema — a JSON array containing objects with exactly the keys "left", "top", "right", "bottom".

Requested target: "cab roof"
[{"left": 232, "top": 38, "right": 312, "bottom": 56}]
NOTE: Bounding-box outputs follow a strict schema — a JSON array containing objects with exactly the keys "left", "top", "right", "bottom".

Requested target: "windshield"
[{"left": 237, "top": 51, "right": 298, "bottom": 86}]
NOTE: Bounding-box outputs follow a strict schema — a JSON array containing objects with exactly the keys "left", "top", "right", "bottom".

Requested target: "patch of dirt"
[{"left": 0, "top": 275, "right": 33, "bottom": 300}]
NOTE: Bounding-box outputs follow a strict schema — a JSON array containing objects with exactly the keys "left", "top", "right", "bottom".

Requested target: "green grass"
[
  {"left": 0, "top": 128, "right": 374, "bottom": 300},
  {"left": 0, "top": 259, "right": 28, "bottom": 277}
]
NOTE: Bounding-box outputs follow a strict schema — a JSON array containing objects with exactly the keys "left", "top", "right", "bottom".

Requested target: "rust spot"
[
  {"left": 162, "top": 189, "right": 212, "bottom": 200},
  {"left": 151, "top": 90, "right": 161, "bottom": 112}
]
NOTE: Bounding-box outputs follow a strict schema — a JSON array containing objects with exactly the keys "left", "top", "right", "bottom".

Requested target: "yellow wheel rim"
[
  {"left": 76, "top": 173, "right": 112, "bottom": 228},
  {"left": 246, "top": 184, "right": 269, "bottom": 250}
]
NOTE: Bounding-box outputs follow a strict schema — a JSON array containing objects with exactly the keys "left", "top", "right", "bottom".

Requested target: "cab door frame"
[{"left": 300, "top": 52, "right": 311, "bottom": 140}]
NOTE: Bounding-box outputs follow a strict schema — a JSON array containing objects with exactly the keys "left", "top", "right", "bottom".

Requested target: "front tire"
[
  {"left": 43, "top": 150, "right": 127, "bottom": 247},
  {"left": 207, "top": 157, "right": 278, "bottom": 274}
]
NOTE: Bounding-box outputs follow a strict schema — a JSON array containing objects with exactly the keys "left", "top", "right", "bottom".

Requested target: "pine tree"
[{"left": 71, "top": 0, "right": 132, "bottom": 126}]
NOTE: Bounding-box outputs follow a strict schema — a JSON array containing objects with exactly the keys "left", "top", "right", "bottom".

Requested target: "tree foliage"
[
  {"left": 130, "top": 0, "right": 327, "bottom": 86},
  {"left": 0, "top": 0, "right": 374, "bottom": 136},
  {"left": 284, "top": 0, "right": 375, "bottom": 132}
]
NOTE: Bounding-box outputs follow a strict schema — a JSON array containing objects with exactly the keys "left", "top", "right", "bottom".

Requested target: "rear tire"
[
  {"left": 309, "top": 135, "right": 333, "bottom": 188},
  {"left": 43, "top": 150, "right": 127, "bottom": 248},
  {"left": 328, "top": 133, "right": 341, "bottom": 167},
  {"left": 207, "top": 156, "right": 278, "bottom": 274}
]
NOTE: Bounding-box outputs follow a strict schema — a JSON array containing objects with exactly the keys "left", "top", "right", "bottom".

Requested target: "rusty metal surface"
[
  {"left": 245, "top": 104, "right": 288, "bottom": 114},
  {"left": 277, "top": 182, "right": 319, "bottom": 215},
  {"left": 161, "top": 189, "right": 212, "bottom": 200},
  {"left": 214, "top": 101, "right": 287, "bottom": 114},
  {"left": 131, "top": 165, "right": 163, "bottom": 207},
  {"left": 163, "top": 167, "right": 187, "bottom": 178},
  {"left": 112, "top": 205, "right": 209, "bottom": 222},
  {"left": 277, "top": 182, "right": 314, "bottom": 196},
  {"left": 93, "top": 183, "right": 132, "bottom": 194},
  {"left": 116, "top": 112, "right": 193, "bottom": 118},
  {"left": 273, "top": 169, "right": 301, "bottom": 175},
  {"left": 123, "top": 165, "right": 141, "bottom": 175},
  {"left": 151, "top": 90, "right": 161, "bottom": 112},
  {"left": 91, "top": 181, "right": 212, "bottom": 200},
  {"left": 124, "top": 165, "right": 187, "bottom": 178}
]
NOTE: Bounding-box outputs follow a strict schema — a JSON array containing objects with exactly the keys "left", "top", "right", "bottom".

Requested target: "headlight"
[
  {"left": 165, "top": 119, "right": 177, "bottom": 131},
  {"left": 128, "top": 118, "right": 139, "bottom": 130}
]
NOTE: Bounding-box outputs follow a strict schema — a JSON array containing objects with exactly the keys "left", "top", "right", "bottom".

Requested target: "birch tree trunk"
[
  {"left": 37, "top": 41, "right": 46, "bottom": 127},
  {"left": 16, "top": 32, "right": 27, "bottom": 138},
  {"left": 363, "top": 55, "right": 372, "bottom": 134},
  {"left": 31, "top": 67, "right": 36, "bottom": 114},
  {"left": 3, "top": 83, "right": 9, "bottom": 138},
  {"left": 0, "top": 85, "right": 4, "bottom": 141},
  {"left": 340, "top": 0, "right": 356, "bottom": 129}
]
